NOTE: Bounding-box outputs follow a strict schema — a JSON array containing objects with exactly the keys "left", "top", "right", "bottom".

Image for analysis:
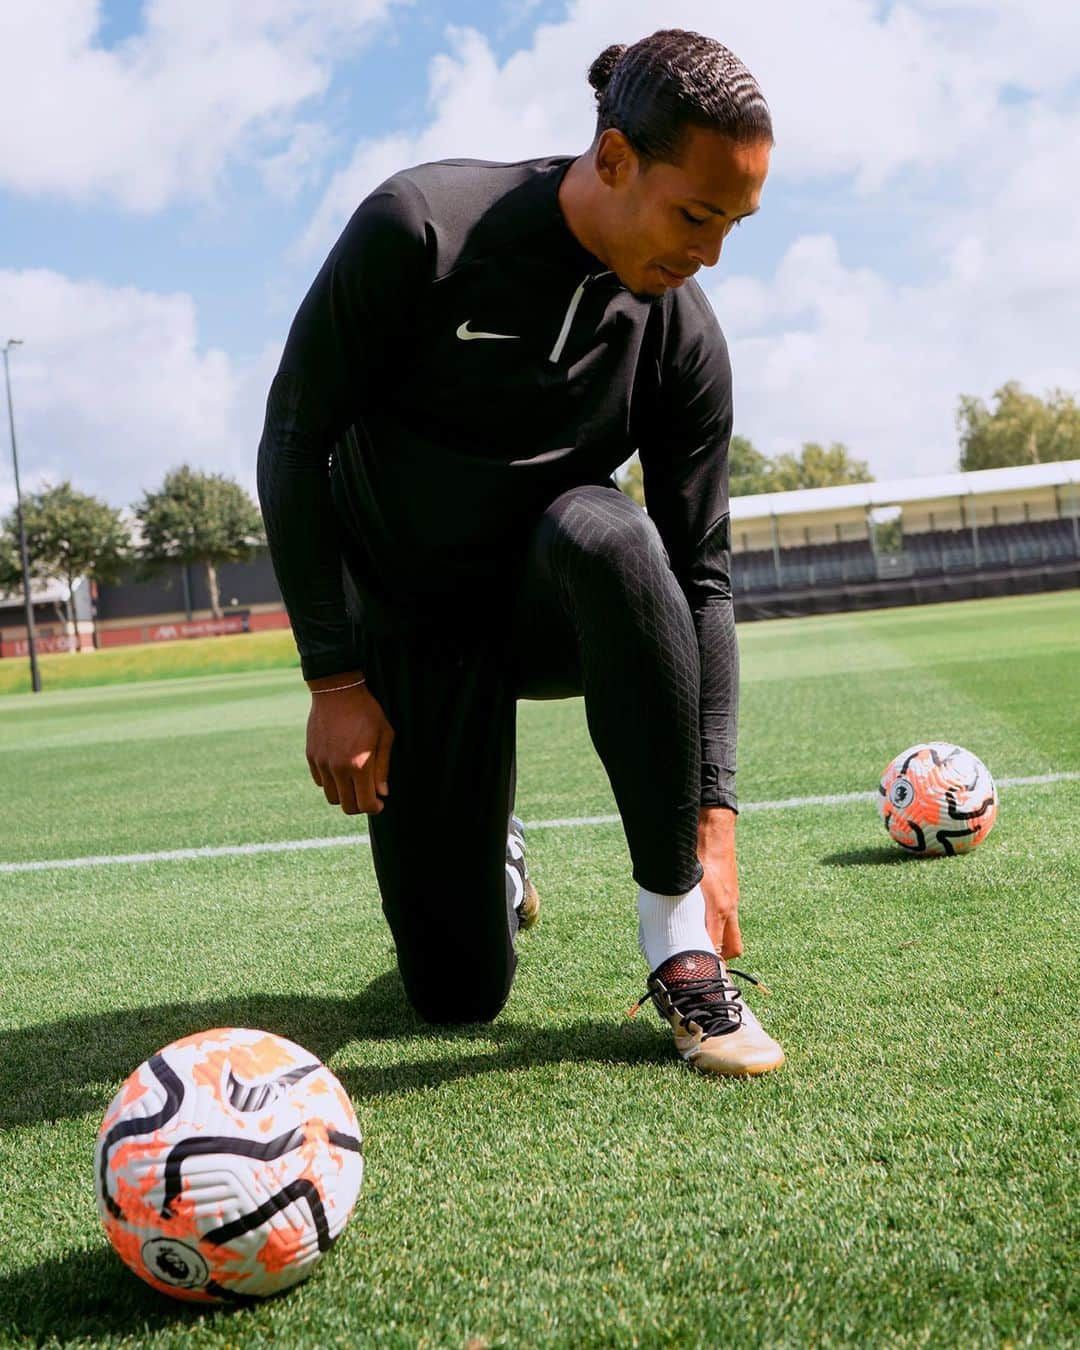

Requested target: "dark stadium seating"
[
  {"left": 733, "top": 518, "right": 1079, "bottom": 595},
  {"left": 901, "top": 519, "right": 1079, "bottom": 577},
  {"left": 731, "top": 539, "right": 877, "bottom": 592}
]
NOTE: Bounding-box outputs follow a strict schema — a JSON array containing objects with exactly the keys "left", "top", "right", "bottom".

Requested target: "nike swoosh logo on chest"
[{"left": 456, "top": 321, "right": 520, "bottom": 341}]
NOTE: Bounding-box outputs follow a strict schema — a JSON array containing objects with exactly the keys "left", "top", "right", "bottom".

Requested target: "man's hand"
[
  {"left": 698, "top": 805, "right": 742, "bottom": 959},
  {"left": 305, "top": 672, "right": 394, "bottom": 815}
]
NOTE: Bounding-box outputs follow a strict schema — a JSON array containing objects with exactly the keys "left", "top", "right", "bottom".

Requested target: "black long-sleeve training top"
[{"left": 257, "top": 155, "right": 739, "bottom": 809}]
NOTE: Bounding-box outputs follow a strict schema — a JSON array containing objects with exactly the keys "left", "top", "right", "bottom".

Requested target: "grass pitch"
[
  {"left": 0, "top": 628, "right": 298, "bottom": 697},
  {"left": 0, "top": 591, "right": 1077, "bottom": 1347}
]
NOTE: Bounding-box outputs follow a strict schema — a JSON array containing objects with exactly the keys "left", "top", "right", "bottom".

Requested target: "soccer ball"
[
  {"left": 879, "top": 742, "right": 997, "bottom": 856},
  {"left": 95, "top": 1027, "right": 363, "bottom": 1302}
]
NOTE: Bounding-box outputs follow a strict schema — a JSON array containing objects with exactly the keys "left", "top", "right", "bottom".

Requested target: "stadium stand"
[
  {"left": 730, "top": 460, "right": 1080, "bottom": 620},
  {"left": 733, "top": 539, "right": 877, "bottom": 592}
]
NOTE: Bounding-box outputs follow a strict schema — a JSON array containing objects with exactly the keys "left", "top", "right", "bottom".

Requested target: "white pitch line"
[
  {"left": 2, "top": 771, "right": 1076, "bottom": 876},
  {"left": 0, "top": 835, "right": 366, "bottom": 873}
]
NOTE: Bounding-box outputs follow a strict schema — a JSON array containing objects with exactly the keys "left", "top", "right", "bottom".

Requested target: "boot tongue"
[{"left": 655, "top": 950, "right": 731, "bottom": 1005}]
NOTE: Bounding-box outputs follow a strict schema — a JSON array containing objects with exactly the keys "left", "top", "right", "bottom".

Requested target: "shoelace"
[{"left": 628, "top": 965, "right": 770, "bottom": 1039}]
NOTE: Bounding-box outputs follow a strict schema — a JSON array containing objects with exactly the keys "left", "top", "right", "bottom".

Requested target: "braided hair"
[{"left": 588, "top": 30, "right": 773, "bottom": 164}]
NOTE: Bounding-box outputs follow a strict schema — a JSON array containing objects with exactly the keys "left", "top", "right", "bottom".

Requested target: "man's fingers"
[
  {"left": 330, "top": 755, "right": 386, "bottom": 815},
  {"left": 332, "top": 769, "right": 362, "bottom": 816},
  {"left": 705, "top": 903, "right": 743, "bottom": 960},
  {"left": 310, "top": 754, "right": 386, "bottom": 815},
  {"left": 354, "top": 761, "right": 384, "bottom": 814},
  {"left": 706, "top": 911, "right": 724, "bottom": 956},
  {"left": 721, "top": 911, "right": 744, "bottom": 960},
  {"left": 373, "top": 727, "right": 394, "bottom": 799}
]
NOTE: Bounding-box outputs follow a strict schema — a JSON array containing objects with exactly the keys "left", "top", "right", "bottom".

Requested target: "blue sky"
[{"left": 1, "top": 0, "right": 1078, "bottom": 512}]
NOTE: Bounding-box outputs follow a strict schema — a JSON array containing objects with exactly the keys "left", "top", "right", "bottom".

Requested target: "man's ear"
[{"left": 594, "top": 128, "right": 638, "bottom": 190}]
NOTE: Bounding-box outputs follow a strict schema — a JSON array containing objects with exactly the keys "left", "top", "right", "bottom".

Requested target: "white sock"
[{"left": 637, "top": 884, "right": 712, "bottom": 971}]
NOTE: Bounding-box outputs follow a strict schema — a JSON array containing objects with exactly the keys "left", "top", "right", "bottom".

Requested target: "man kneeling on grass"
[{"left": 258, "top": 29, "right": 783, "bottom": 1077}]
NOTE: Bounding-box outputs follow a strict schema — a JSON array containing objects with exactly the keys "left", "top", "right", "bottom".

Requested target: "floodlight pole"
[{"left": 3, "top": 340, "right": 41, "bottom": 693}]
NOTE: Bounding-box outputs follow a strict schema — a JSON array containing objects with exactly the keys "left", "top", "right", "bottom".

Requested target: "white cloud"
[
  {"left": 710, "top": 217, "right": 1080, "bottom": 478},
  {"left": 300, "top": 0, "right": 1032, "bottom": 255},
  {"left": 0, "top": 0, "right": 398, "bottom": 211},
  {"left": 709, "top": 83, "right": 1080, "bottom": 475},
  {"left": 0, "top": 269, "right": 275, "bottom": 515},
  {"left": 295, "top": 0, "right": 1080, "bottom": 478},
  {"left": 258, "top": 122, "right": 335, "bottom": 201},
  {"left": 6, "top": 1, "right": 1074, "bottom": 507}
]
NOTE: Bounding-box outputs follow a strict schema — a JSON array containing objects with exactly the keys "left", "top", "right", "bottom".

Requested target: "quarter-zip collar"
[
  {"left": 430, "top": 156, "right": 624, "bottom": 363},
  {"left": 451, "top": 156, "right": 608, "bottom": 275},
  {"left": 548, "top": 270, "right": 614, "bottom": 363}
]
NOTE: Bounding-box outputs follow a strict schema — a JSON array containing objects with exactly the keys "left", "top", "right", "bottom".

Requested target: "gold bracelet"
[{"left": 310, "top": 677, "right": 367, "bottom": 694}]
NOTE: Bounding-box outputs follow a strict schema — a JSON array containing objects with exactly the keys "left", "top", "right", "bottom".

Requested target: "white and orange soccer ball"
[
  {"left": 879, "top": 742, "right": 998, "bottom": 856},
  {"left": 94, "top": 1028, "right": 363, "bottom": 1302}
]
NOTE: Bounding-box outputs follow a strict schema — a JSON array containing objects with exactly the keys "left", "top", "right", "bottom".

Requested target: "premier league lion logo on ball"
[
  {"left": 95, "top": 1028, "right": 363, "bottom": 1302},
  {"left": 879, "top": 742, "right": 998, "bottom": 856}
]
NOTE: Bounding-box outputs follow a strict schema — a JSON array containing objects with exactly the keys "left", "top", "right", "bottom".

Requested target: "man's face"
[{"left": 596, "top": 124, "right": 770, "bottom": 300}]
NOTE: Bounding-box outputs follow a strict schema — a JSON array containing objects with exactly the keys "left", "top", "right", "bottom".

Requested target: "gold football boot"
[{"left": 631, "top": 950, "right": 784, "bottom": 1077}]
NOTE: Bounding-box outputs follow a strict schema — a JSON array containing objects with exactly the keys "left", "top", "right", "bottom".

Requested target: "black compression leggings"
[{"left": 358, "top": 483, "right": 704, "bottom": 1024}]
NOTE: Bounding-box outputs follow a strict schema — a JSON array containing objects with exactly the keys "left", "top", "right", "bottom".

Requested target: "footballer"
[{"left": 258, "top": 29, "right": 783, "bottom": 1076}]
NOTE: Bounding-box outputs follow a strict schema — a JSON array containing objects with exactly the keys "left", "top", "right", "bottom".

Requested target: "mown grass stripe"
[{"left": 3, "top": 771, "right": 1075, "bottom": 875}]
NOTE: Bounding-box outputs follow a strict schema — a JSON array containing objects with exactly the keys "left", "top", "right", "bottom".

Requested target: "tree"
[
  {"left": 0, "top": 533, "right": 20, "bottom": 595},
  {"left": 728, "top": 435, "right": 777, "bottom": 497},
  {"left": 957, "top": 381, "right": 1080, "bottom": 471},
  {"left": 0, "top": 481, "right": 129, "bottom": 635},
  {"left": 768, "top": 441, "right": 873, "bottom": 491},
  {"left": 135, "top": 467, "right": 265, "bottom": 619},
  {"left": 619, "top": 435, "right": 873, "bottom": 504},
  {"left": 617, "top": 453, "right": 645, "bottom": 506}
]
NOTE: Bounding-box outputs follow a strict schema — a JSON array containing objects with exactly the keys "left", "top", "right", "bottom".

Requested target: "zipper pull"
[
  {"left": 548, "top": 277, "right": 588, "bottom": 365},
  {"left": 547, "top": 270, "right": 615, "bottom": 365}
]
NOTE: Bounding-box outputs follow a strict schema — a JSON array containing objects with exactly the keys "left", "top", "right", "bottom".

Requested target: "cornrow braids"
[{"left": 587, "top": 29, "right": 773, "bottom": 164}]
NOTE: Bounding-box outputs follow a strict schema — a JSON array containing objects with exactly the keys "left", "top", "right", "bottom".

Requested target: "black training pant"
[{"left": 354, "top": 483, "right": 705, "bottom": 1024}]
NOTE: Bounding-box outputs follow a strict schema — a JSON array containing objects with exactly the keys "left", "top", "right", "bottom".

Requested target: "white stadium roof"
[
  {"left": 0, "top": 578, "right": 76, "bottom": 607},
  {"left": 730, "top": 459, "right": 1080, "bottom": 522}
]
